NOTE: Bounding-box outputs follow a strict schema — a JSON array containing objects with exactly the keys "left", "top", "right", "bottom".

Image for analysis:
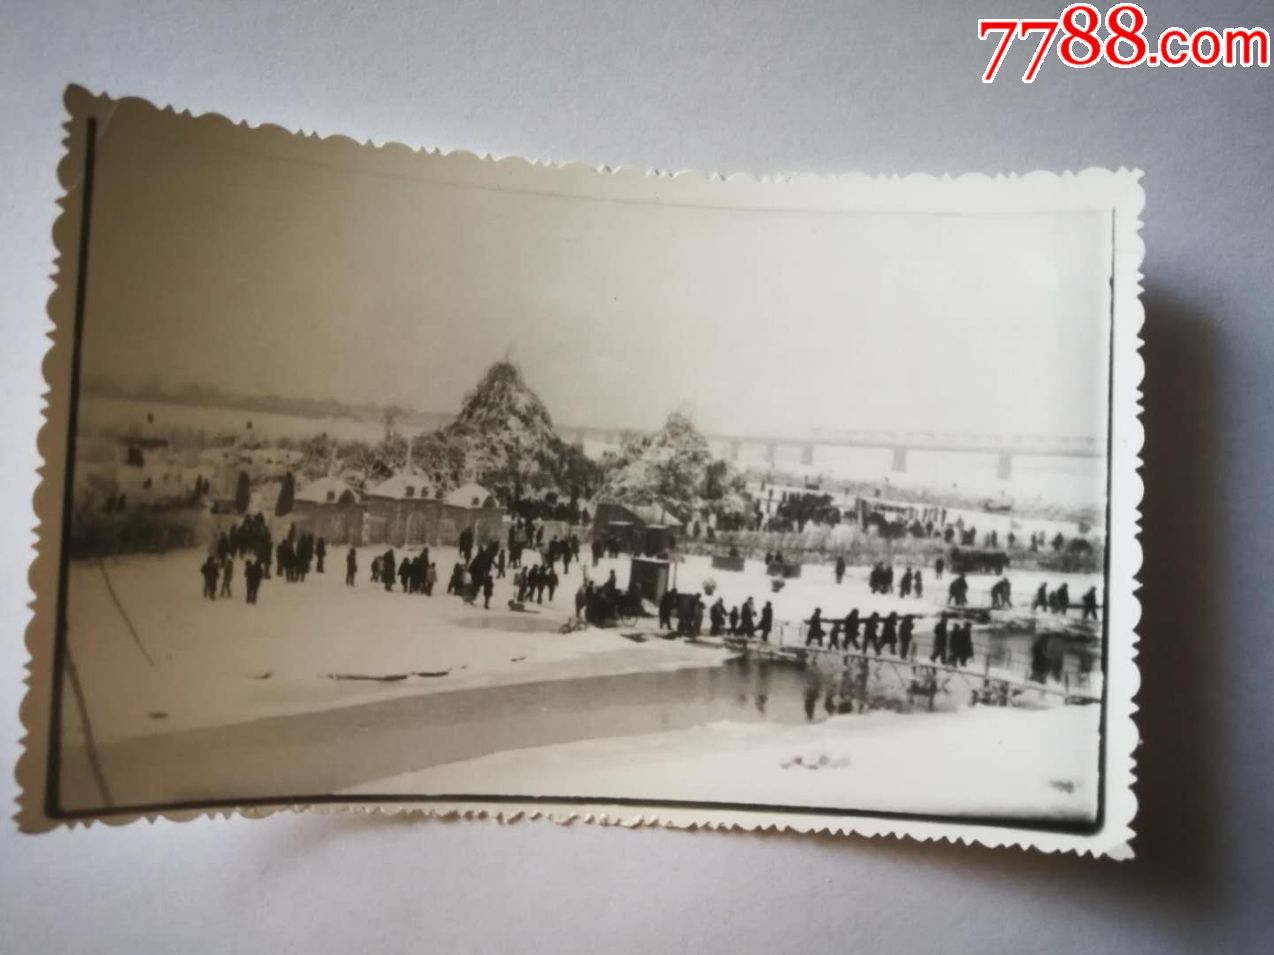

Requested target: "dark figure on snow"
[
  {"left": 947, "top": 573, "right": 969, "bottom": 607},
  {"left": 931, "top": 612, "right": 950, "bottom": 664},
  {"left": 659, "top": 588, "right": 677, "bottom": 630},
  {"left": 383, "top": 549, "right": 396, "bottom": 591},
  {"left": 710, "top": 599, "right": 726, "bottom": 637},
  {"left": 345, "top": 547, "right": 357, "bottom": 586},
  {"left": 315, "top": 538, "right": 327, "bottom": 573},
  {"left": 245, "top": 558, "right": 263, "bottom": 605},
  {"left": 219, "top": 557, "right": 233, "bottom": 598},
  {"left": 880, "top": 612, "right": 898, "bottom": 656},
  {"left": 1055, "top": 583, "right": 1071, "bottom": 615},
  {"left": 954, "top": 622, "right": 975, "bottom": 667},
  {"left": 201, "top": 555, "right": 220, "bottom": 600},
  {"left": 450, "top": 562, "right": 466, "bottom": 596},
  {"left": 935, "top": 556, "right": 945, "bottom": 581},
  {"left": 899, "top": 615, "right": 916, "bottom": 659},
  {"left": 913, "top": 569, "right": 923, "bottom": 598},
  {"left": 728, "top": 605, "right": 740, "bottom": 635},
  {"left": 371, "top": 555, "right": 382, "bottom": 584},
  {"left": 805, "top": 608, "right": 825, "bottom": 647},
  {"left": 399, "top": 557, "right": 412, "bottom": 593},
  {"left": 497, "top": 548, "right": 507, "bottom": 578},
  {"left": 827, "top": 619, "right": 842, "bottom": 651},
  {"left": 740, "top": 597, "right": 756, "bottom": 637},
  {"left": 758, "top": 602, "right": 774, "bottom": 642},
  {"left": 834, "top": 556, "right": 846, "bottom": 584},
  {"left": 575, "top": 579, "right": 593, "bottom": 619},
  {"left": 1082, "top": 586, "right": 1099, "bottom": 620},
  {"left": 459, "top": 527, "right": 474, "bottom": 565},
  {"left": 899, "top": 567, "right": 913, "bottom": 599},
  {"left": 546, "top": 567, "right": 559, "bottom": 602},
  {"left": 1032, "top": 582, "right": 1049, "bottom": 612},
  {"left": 482, "top": 574, "right": 494, "bottom": 610},
  {"left": 842, "top": 609, "right": 860, "bottom": 650},
  {"left": 863, "top": 612, "right": 881, "bottom": 655}
]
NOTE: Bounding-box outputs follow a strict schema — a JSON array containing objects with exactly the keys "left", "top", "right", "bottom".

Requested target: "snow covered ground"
[
  {"left": 347, "top": 703, "right": 1101, "bottom": 821},
  {"left": 63, "top": 546, "right": 731, "bottom": 745},
  {"left": 60, "top": 546, "right": 1103, "bottom": 819}
]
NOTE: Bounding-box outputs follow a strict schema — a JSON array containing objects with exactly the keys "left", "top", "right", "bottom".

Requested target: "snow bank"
[{"left": 348, "top": 703, "right": 1101, "bottom": 821}]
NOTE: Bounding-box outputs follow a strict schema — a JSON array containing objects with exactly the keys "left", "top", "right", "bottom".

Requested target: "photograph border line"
[{"left": 17, "top": 85, "right": 1143, "bottom": 856}]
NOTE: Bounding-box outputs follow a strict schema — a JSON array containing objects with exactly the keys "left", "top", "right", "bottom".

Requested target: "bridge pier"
[
  {"left": 997, "top": 452, "right": 1013, "bottom": 480},
  {"left": 891, "top": 447, "right": 908, "bottom": 473}
]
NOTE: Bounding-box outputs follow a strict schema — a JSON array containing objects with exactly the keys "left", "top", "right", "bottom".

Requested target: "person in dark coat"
[
  {"left": 934, "top": 556, "right": 945, "bottom": 580},
  {"left": 345, "top": 547, "right": 357, "bottom": 586},
  {"left": 219, "top": 556, "right": 233, "bottom": 598},
  {"left": 1032, "top": 583, "right": 1049, "bottom": 612},
  {"left": 740, "top": 597, "right": 756, "bottom": 637},
  {"left": 899, "top": 614, "right": 916, "bottom": 659},
  {"left": 201, "top": 555, "right": 220, "bottom": 600},
  {"left": 952, "top": 622, "right": 974, "bottom": 667},
  {"left": 931, "top": 612, "right": 950, "bottom": 664},
  {"left": 659, "top": 588, "right": 677, "bottom": 630},
  {"left": 383, "top": 549, "right": 396, "bottom": 591},
  {"left": 1082, "top": 586, "right": 1099, "bottom": 620},
  {"left": 834, "top": 556, "right": 846, "bottom": 584},
  {"left": 899, "top": 567, "right": 913, "bottom": 598},
  {"left": 546, "top": 567, "right": 559, "bottom": 602},
  {"left": 399, "top": 556, "right": 412, "bottom": 593},
  {"left": 728, "top": 605, "right": 740, "bottom": 636},
  {"left": 880, "top": 611, "right": 898, "bottom": 655},
  {"left": 1056, "top": 582, "right": 1071, "bottom": 615},
  {"left": 863, "top": 612, "right": 881, "bottom": 655},
  {"left": 843, "top": 609, "right": 860, "bottom": 650},
  {"left": 482, "top": 574, "right": 494, "bottom": 609},
  {"left": 805, "top": 608, "right": 825, "bottom": 647},
  {"left": 709, "top": 599, "right": 726, "bottom": 636},
  {"left": 245, "top": 558, "right": 263, "bottom": 604},
  {"left": 758, "top": 601, "right": 774, "bottom": 642},
  {"left": 497, "top": 548, "right": 507, "bottom": 579},
  {"left": 913, "top": 569, "right": 923, "bottom": 598},
  {"left": 315, "top": 537, "right": 327, "bottom": 573}
]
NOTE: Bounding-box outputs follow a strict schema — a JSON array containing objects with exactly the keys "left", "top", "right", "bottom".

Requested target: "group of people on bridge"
[{"left": 1031, "top": 582, "right": 1101, "bottom": 619}]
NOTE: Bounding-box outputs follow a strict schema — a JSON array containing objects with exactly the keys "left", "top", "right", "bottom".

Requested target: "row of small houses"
[{"left": 284, "top": 475, "right": 505, "bottom": 549}]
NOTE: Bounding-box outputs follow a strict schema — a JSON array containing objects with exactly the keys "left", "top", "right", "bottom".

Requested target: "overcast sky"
[{"left": 80, "top": 102, "right": 1111, "bottom": 442}]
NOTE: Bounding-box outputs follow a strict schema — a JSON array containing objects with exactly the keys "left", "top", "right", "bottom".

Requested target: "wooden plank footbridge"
[{"left": 695, "top": 614, "right": 1102, "bottom": 708}]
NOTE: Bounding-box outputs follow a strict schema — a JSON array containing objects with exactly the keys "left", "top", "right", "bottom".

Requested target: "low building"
[
  {"left": 289, "top": 473, "right": 505, "bottom": 548},
  {"left": 593, "top": 500, "right": 683, "bottom": 556},
  {"left": 296, "top": 476, "right": 359, "bottom": 506}
]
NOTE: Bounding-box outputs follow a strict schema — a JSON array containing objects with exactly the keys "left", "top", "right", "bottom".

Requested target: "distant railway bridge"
[{"left": 557, "top": 425, "right": 1101, "bottom": 479}]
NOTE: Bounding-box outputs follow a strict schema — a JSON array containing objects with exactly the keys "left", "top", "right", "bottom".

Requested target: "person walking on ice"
[
  {"left": 805, "top": 608, "right": 825, "bottom": 647},
  {"left": 345, "top": 547, "right": 357, "bottom": 586},
  {"left": 219, "top": 556, "right": 233, "bottom": 598}
]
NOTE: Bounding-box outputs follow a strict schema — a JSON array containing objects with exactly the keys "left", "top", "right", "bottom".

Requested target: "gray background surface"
[{"left": 1, "top": 1, "right": 1271, "bottom": 951}]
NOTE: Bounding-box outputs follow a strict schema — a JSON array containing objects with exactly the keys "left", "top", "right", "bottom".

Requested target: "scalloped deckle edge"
[{"left": 16, "top": 85, "right": 1144, "bottom": 857}]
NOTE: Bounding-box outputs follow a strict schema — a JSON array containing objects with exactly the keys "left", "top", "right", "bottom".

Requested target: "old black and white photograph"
[{"left": 22, "top": 89, "right": 1142, "bottom": 852}]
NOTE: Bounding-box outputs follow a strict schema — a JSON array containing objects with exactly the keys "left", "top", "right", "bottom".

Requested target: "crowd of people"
[
  {"left": 864, "top": 561, "right": 926, "bottom": 598},
  {"left": 198, "top": 519, "right": 322, "bottom": 606},
  {"left": 1031, "top": 582, "right": 1101, "bottom": 619}
]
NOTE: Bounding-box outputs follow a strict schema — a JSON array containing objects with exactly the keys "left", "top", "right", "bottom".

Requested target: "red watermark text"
[{"left": 979, "top": 3, "right": 1270, "bottom": 83}]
